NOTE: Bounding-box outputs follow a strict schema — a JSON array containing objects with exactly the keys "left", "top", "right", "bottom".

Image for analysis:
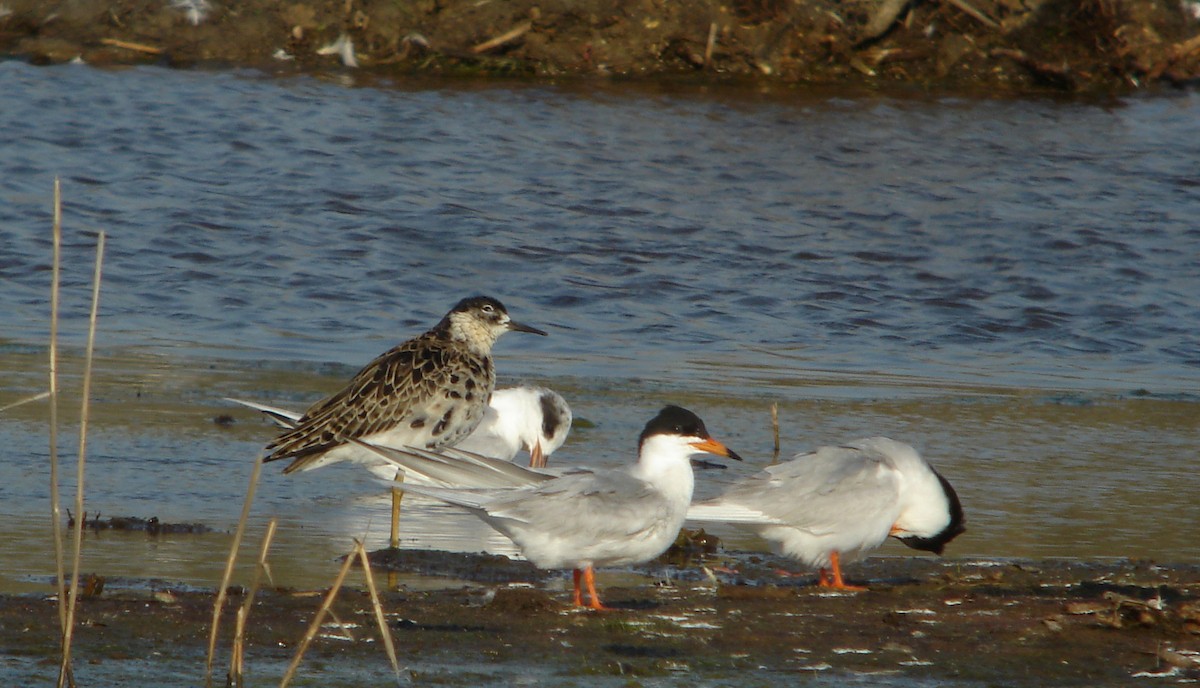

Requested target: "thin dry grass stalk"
[
  {"left": 206, "top": 455, "right": 264, "bottom": 688},
  {"left": 278, "top": 546, "right": 358, "bottom": 688},
  {"left": 355, "top": 539, "right": 403, "bottom": 682},
  {"left": 770, "top": 403, "right": 780, "bottom": 465},
  {"left": 48, "top": 180, "right": 67, "bottom": 621},
  {"left": 47, "top": 179, "right": 74, "bottom": 688},
  {"left": 58, "top": 230, "right": 105, "bottom": 688},
  {"left": 471, "top": 20, "right": 531, "bottom": 54},
  {"left": 0, "top": 390, "right": 50, "bottom": 413},
  {"left": 228, "top": 518, "right": 278, "bottom": 688}
]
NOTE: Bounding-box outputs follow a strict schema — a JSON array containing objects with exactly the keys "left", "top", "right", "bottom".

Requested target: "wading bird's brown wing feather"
[{"left": 265, "top": 332, "right": 494, "bottom": 471}]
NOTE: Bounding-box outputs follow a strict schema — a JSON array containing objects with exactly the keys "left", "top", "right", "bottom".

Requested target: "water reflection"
[
  {"left": 0, "top": 349, "right": 1196, "bottom": 593},
  {"left": 0, "top": 64, "right": 1198, "bottom": 593}
]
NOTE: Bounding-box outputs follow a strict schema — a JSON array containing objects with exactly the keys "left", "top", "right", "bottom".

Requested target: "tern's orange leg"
[
  {"left": 817, "top": 551, "right": 868, "bottom": 591},
  {"left": 572, "top": 569, "right": 584, "bottom": 607},
  {"left": 582, "top": 565, "right": 611, "bottom": 611}
]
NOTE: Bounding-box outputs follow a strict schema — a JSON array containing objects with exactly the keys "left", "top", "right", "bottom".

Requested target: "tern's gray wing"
[
  {"left": 481, "top": 469, "right": 670, "bottom": 541},
  {"left": 265, "top": 331, "right": 492, "bottom": 470},
  {"left": 689, "top": 444, "right": 902, "bottom": 535},
  {"left": 351, "top": 440, "right": 557, "bottom": 488}
]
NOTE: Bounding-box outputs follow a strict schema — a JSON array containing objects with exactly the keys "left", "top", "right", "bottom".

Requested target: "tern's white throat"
[{"left": 629, "top": 433, "right": 700, "bottom": 508}]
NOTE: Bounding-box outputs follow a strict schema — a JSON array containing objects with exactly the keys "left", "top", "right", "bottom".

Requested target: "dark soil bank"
[
  {"left": 7, "top": 554, "right": 1200, "bottom": 685},
  {"left": 3, "top": 0, "right": 1200, "bottom": 91}
]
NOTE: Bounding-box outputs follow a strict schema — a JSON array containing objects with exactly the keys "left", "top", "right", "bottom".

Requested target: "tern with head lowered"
[
  {"left": 227, "top": 383, "right": 572, "bottom": 475},
  {"left": 687, "top": 437, "right": 965, "bottom": 590},
  {"left": 363, "top": 405, "right": 742, "bottom": 610},
  {"left": 256, "top": 296, "right": 545, "bottom": 474},
  {"left": 452, "top": 384, "right": 571, "bottom": 469}
]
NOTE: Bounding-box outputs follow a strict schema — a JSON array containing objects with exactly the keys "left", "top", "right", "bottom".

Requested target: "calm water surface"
[{"left": 1, "top": 63, "right": 1198, "bottom": 600}]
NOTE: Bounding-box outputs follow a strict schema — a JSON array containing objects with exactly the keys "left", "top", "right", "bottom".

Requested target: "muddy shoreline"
[
  {"left": 7, "top": 551, "right": 1199, "bottom": 685},
  {"left": 3, "top": 0, "right": 1200, "bottom": 92}
]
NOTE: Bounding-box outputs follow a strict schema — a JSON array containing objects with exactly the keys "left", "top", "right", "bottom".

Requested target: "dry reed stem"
[
  {"left": 471, "top": 21, "right": 531, "bottom": 54},
  {"left": 58, "top": 230, "right": 105, "bottom": 688},
  {"left": 946, "top": 0, "right": 998, "bottom": 28},
  {"left": 355, "top": 539, "right": 403, "bottom": 682},
  {"left": 228, "top": 518, "right": 277, "bottom": 688},
  {"left": 0, "top": 390, "right": 50, "bottom": 413},
  {"left": 99, "top": 37, "right": 164, "bottom": 54},
  {"left": 48, "top": 180, "right": 66, "bottom": 620},
  {"left": 278, "top": 547, "right": 358, "bottom": 688},
  {"left": 325, "top": 608, "right": 356, "bottom": 641},
  {"left": 770, "top": 403, "right": 780, "bottom": 465},
  {"left": 704, "top": 22, "right": 717, "bottom": 67},
  {"left": 206, "top": 455, "right": 264, "bottom": 688},
  {"left": 229, "top": 612, "right": 245, "bottom": 688},
  {"left": 48, "top": 179, "right": 74, "bottom": 688}
]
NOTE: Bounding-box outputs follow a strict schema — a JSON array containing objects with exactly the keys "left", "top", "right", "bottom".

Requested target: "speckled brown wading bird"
[
  {"left": 229, "top": 383, "right": 573, "bottom": 473},
  {"left": 261, "top": 296, "right": 547, "bottom": 474},
  {"left": 687, "top": 437, "right": 965, "bottom": 590}
]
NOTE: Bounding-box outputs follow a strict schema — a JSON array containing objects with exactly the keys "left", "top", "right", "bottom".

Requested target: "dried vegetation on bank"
[{"left": 2, "top": 0, "right": 1199, "bottom": 91}]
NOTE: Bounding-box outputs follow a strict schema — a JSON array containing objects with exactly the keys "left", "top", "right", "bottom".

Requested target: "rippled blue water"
[
  {"left": 0, "top": 63, "right": 1198, "bottom": 606},
  {"left": 3, "top": 62, "right": 1198, "bottom": 392}
]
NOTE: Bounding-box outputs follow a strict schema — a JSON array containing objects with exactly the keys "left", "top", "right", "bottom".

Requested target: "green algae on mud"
[{"left": 4, "top": 554, "right": 1199, "bottom": 686}]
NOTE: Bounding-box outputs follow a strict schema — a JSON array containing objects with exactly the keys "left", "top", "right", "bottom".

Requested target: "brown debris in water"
[
  {"left": 1, "top": 0, "right": 1198, "bottom": 91},
  {"left": 66, "top": 511, "right": 214, "bottom": 535}
]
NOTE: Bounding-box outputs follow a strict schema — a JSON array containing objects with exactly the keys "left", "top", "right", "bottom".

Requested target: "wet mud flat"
[
  {"left": 5, "top": 553, "right": 1199, "bottom": 686},
  {"left": 3, "top": 0, "right": 1200, "bottom": 92}
]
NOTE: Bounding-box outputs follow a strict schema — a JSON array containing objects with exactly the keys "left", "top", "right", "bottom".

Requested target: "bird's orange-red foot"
[
  {"left": 817, "top": 552, "right": 868, "bottom": 591},
  {"left": 570, "top": 565, "right": 612, "bottom": 610},
  {"left": 572, "top": 569, "right": 585, "bottom": 607}
]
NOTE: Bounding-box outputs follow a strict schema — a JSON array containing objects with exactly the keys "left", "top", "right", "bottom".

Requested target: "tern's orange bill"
[{"left": 690, "top": 437, "right": 743, "bottom": 462}]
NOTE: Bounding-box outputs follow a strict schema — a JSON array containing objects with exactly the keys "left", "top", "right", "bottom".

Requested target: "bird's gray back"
[{"left": 718, "top": 444, "right": 902, "bottom": 533}]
